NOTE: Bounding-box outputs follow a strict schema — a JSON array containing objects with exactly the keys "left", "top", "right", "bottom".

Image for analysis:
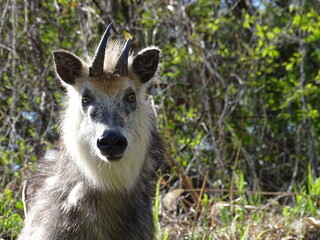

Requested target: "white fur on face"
[{"left": 61, "top": 80, "right": 152, "bottom": 191}]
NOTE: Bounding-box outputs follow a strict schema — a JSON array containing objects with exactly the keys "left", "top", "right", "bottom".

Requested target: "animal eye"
[
  {"left": 82, "top": 96, "right": 91, "bottom": 104},
  {"left": 127, "top": 93, "right": 136, "bottom": 103}
]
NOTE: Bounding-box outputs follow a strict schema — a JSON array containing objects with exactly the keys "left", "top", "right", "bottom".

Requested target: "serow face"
[{"left": 80, "top": 82, "right": 139, "bottom": 162}]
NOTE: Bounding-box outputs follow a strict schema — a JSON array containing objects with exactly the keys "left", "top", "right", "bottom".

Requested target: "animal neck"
[{"left": 61, "top": 134, "right": 149, "bottom": 192}]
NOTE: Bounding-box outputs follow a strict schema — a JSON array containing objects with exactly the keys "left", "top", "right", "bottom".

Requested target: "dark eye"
[
  {"left": 127, "top": 93, "right": 136, "bottom": 103},
  {"left": 82, "top": 96, "right": 91, "bottom": 104}
]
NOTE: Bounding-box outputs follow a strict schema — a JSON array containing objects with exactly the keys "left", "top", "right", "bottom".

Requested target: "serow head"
[{"left": 52, "top": 23, "right": 160, "bottom": 163}]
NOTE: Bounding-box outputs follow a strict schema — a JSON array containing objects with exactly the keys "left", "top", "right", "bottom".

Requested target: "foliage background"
[{"left": 0, "top": 0, "right": 320, "bottom": 239}]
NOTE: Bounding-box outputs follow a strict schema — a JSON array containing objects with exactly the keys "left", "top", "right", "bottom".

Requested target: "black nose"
[{"left": 97, "top": 131, "right": 128, "bottom": 161}]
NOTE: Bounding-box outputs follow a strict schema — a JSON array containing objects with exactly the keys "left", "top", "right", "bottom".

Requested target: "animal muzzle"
[{"left": 97, "top": 130, "right": 128, "bottom": 161}]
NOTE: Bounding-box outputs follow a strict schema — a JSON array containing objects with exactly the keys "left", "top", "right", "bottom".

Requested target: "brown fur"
[{"left": 90, "top": 73, "right": 128, "bottom": 96}]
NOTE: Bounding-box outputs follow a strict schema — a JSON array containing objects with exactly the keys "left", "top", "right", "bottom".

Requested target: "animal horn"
[
  {"left": 114, "top": 38, "right": 130, "bottom": 76},
  {"left": 89, "top": 23, "right": 113, "bottom": 77}
]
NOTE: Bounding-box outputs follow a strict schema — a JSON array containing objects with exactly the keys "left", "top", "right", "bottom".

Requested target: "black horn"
[
  {"left": 89, "top": 23, "right": 113, "bottom": 77},
  {"left": 114, "top": 38, "right": 130, "bottom": 76}
]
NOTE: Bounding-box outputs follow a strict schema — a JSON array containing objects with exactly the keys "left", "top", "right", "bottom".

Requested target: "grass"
[
  {"left": 155, "top": 170, "right": 320, "bottom": 240},
  {"left": 157, "top": 191, "right": 320, "bottom": 239},
  {"left": 1, "top": 170, "right": 320, "bottom": 239}
]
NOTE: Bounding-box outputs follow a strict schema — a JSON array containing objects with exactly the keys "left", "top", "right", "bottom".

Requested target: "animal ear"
[
  {"left": 53, "top": 50, "right": 85, "bottom": 85},
  {"left": 132, "top": 47, "right": 160, "bottom": 83}
]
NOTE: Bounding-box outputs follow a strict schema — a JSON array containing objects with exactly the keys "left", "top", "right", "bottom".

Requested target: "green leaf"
[{"left": 15, "top": 200, "right": 24, "bottom": 210}]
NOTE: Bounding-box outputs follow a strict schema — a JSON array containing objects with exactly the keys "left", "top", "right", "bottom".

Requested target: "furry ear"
[
  {"left": 53, "top": 50, "right": 84, "bottom": 85},
  {"left": 132, "top": 47, "right": 160, "bottom": 83}
]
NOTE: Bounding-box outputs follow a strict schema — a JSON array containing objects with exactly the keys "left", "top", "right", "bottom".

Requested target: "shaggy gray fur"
[{"left": 18, "top": 130, "right": 164, "bottom": 240}]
